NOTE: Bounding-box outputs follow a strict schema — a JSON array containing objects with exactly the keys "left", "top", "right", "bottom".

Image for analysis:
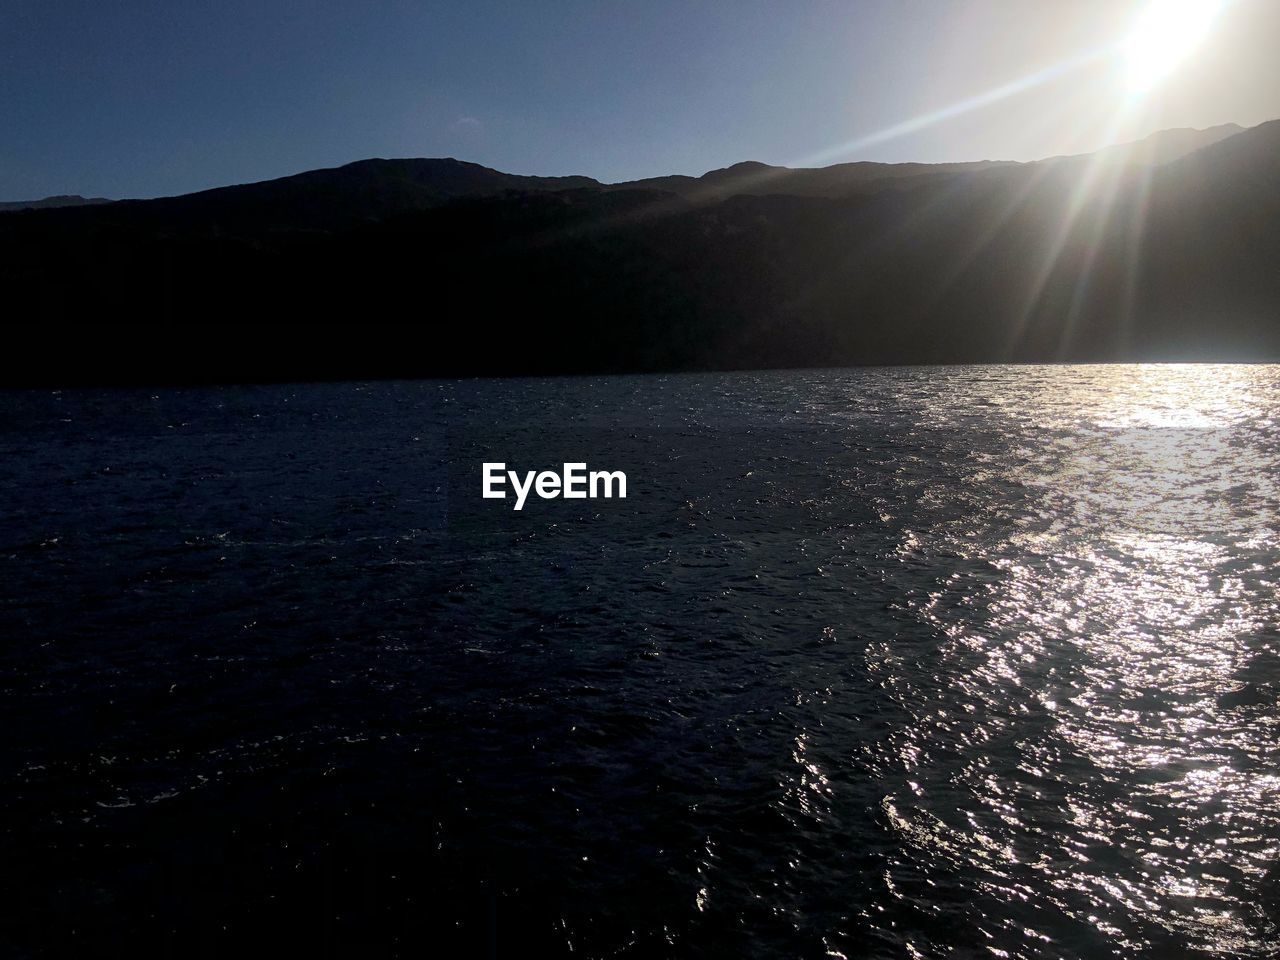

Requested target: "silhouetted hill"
[
  {"left": 607, "top": 127, "right": 1241, "bottom": 202},
  {"left": 1158, "top": 117, "right": 1280, "bottom": 191},
  {"left": 610, "top": 157, "right": 1021, "bottom": 201},
  {"left": 1, "top": 122, "right": 1277, "bottom": 384},
  {"left": 1120, "top": 118, "right": 1280, "bottom": 352},
  {"left": 11, "top": 159, "right": 601, "bottom": 235},
  {"left": 147, "top": 158, "right": 602, "bottom": 230},
  {"left": 1043, "top": 122, "right": 1244, "bottom": 168},
  {"left": 1, "top": 125, "right": 1240, "bottom": 234},
  {"left": 0, "top": 194, "right": 111, "bottom": 212}
]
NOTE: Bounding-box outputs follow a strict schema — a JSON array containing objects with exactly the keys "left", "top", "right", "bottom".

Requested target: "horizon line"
[{"left": 2, "top": 116, "right": 1266, "bottom": 205}]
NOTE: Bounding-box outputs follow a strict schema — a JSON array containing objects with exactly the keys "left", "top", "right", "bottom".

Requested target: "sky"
[{"left": 3, "top": 0, "right": 1279, "bottom": 200}]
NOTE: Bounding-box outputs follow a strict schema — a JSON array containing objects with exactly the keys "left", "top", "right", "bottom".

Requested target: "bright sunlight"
[{"left": 1123, "top": 0, "right": 1225, "bottom": 94}]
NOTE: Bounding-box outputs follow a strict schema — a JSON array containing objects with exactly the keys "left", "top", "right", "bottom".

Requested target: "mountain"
[
  {"left": 127, "top": 157, "right": 602, "bottom": 230},
  {"left": 3, "top": 124, "right": 1233, "bottom": 226},
  {"left": 1, "top": 121, "right": 1277, "bottom": 384},
  {"left": 0, "top": 124, "right": 1238, "bottom": 229},
  {"left": 0, "top": 159, "right": 601, "bottom": 233},
  {"left": 606, "top": 126, "right": 1244, "bottom": 203},
  {"left": 609, "top": 158, "right": 1022, "bottom": 202},
  {"left": 1158, "top": 118, "right": 1280, "bottom": 192},
  {"left": 0, "top": 194, "right": 111, "bottom": 212},
  {"left": 1045, "top": 122, "right": 1245, "bottom": 168}
]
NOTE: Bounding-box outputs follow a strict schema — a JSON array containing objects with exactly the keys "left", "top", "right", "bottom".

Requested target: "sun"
[{"left": 1122, "top": 0, "right": 1224, "bottom": 94}]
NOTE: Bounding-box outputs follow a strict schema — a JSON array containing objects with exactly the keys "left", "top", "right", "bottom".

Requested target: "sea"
[{"left": 1, "top": 365, "right": 1277, "bottom": 958}]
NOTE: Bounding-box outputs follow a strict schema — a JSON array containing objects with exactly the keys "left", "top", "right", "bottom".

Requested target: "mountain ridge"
[
  {"left": 2, "top": 120, "right": 1277, "bottom": 384},
  {"left": 0, "top": 194, "right": 111, "bottom": 212},
  {"left": 1, "top": 123, "right": 1249, "bottom": 217}
]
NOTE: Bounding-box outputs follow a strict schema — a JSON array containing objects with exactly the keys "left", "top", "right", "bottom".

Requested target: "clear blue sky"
[{"left": 3, "top": 0, "right": 1278, "bottom": 200}]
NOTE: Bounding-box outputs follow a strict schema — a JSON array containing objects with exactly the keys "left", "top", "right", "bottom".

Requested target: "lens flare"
[{"left": 1123, "top": 0, "right": 1224, "bottom": 94}]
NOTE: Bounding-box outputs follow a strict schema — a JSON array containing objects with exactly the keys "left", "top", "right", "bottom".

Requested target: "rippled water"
[{"left": 1, "top": 365, "right": 1278, "bottom": 958}]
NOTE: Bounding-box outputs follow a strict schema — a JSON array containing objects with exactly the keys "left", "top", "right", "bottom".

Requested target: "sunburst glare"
[{"left": 1123, "top": 0, "right": 1225, "bottom": 94}]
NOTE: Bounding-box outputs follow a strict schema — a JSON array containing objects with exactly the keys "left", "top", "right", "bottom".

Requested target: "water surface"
[{"left": 1, "top": 365, "right": 1277, "bottom": 957}]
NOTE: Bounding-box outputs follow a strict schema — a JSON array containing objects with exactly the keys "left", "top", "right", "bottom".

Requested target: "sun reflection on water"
[{"left": 868, "top": 364, "right": 1280, "bottom": 957}]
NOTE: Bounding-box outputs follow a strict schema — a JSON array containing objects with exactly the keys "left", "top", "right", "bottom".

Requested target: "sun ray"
[
  {"left": 1010, "top": 99, "right": 1143, "bottom": 355},
  {"left": 1123, "top": 0, "right": 1225, "bottom": 94},
  {"left": 797, "top": 47, "right": 1108, "bottom": 168}
]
